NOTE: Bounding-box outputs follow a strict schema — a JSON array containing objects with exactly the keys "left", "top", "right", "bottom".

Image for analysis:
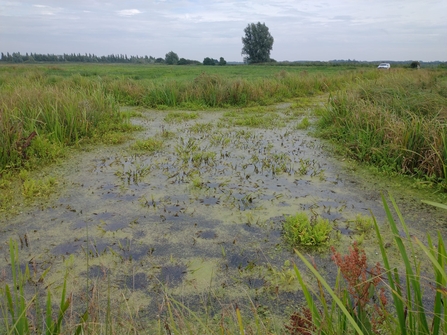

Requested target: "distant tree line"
[
  {"left": 0, "top": 51, "right": 228, "bottom": 66},
  {"left": 1, "top": 51, "right": 443, "bottom": 68},
  {"left": 0, "top": 52, "right": 159, "bottom": 63},
  {"left": 203, "top": 57, "right": 227, "bottom": 66}
]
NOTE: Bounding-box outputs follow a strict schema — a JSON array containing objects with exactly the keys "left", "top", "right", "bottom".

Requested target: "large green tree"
[
  {"left": 165, "top": 51, "right": 179, "bottom": 65},
  {"left": 241, "top": 22, "right": 274, "bottom": 64}
]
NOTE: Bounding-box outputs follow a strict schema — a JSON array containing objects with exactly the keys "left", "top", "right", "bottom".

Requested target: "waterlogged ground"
[{"left": 1, "top": 102, "right": 446, "bottom": 323}]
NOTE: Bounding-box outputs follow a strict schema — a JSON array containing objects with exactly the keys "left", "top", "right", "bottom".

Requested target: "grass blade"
[
  {"left": 372, "top": 208, "right": 407, "bottom": 335},
  {"left": 293, "top": 263, "right": 322, "bottom": 329},
  {"left": 45, "top": 290, "right": 52, "bottom": 335},
  {"left": 236, "top": 304, "right": 244, "bottom": 335},
  {"left": 421, "top": 200, "right": 447, "bottom": 210},
  {"left": 387, "top": 195, "right": 429, "bottom": 333}
]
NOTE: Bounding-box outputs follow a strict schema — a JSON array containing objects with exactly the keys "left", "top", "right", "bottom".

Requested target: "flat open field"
[{"left": 0, "top": 62, "right": 361, "bottom": 81}]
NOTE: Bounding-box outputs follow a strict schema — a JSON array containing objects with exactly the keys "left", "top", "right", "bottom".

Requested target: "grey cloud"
[{"left": 0, "top": 0, "right": 445, "bottom": 61}]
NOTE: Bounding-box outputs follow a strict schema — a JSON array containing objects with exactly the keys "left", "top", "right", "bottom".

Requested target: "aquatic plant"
[
  {"left": 353, "top": 214, "right": 374, "bottom": 234},
  {"left": 283, "top": 212, "right": 332, "bottom": 247},
  {"left": 221, "top": 109, "right": 285, "bottom": 128},
  {"left": 295, "top": 116, "right": 311, "bottom": 130},
  {"left": 260, "top": 152, "right": 292, "bottom": 175},
  {"left": 164, "top": 111, "right": 198, "bottom": 123},
  {"left": 174, "top": 137, "right": 200, "bottom": 164},
  {"left": 131, "top": 137, "right": 164, "bottom": 153},
  {"left": 188, "top": 122, "right": 214, "bottom": 134}
]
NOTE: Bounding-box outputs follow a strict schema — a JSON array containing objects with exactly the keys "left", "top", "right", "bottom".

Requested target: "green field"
[{"left": 0, "top": 62, "right": 363, "bottom": 81}]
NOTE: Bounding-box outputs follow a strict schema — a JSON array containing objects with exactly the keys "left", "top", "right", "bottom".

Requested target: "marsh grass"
[
  {"left": 164, "top": 111, "right": 199, "bottom": 123},
  {"left": 295, "top": 116, "right": 311, "bottom": 130},
  {"left": 131, "top": 137, "right": 164, "bottom": 153},
  {"left": 221, "top": 107, "right": 285, "bottom": 128},
  {"left": 188, "top": 122, "right": 214, "bottom": 134},
  {"left": 1, "top": 239, "right": 71, "bottom": 335},
  {"left": 0, "top": 69, "right": 133, "bottom": 172},
  {"left": 21, "top": 175, "right": 57, "bottom": 199},
  {"left": 317, "top": 69, "right": 447, "bottom": 187}
]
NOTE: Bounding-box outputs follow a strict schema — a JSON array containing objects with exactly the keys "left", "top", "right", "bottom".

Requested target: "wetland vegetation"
[{"left": 0, "top": 63, "right": 446, "bottom": 334}]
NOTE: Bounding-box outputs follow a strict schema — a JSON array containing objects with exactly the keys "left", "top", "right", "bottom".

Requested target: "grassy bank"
[
  {"left": 316, "top": 68, "right": 447, "bottom": 190},
  {"left": 0, "top": 69, "right": 135, "bottom": 172}
]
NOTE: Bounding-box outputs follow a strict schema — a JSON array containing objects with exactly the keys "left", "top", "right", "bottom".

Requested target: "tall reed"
[
  {"left": 102, "top": 69, "right": 356, "bottom": 108},
  {"left": 0, "top": 69, "right": 127, "bottom": 171},
  {"left": 317, "top": 69, "right": 447, "bottom": 187}
]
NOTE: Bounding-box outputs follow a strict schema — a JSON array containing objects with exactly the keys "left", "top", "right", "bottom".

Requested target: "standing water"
[{"left": 1, "top": 103, "right": 445, "bottom": 323}]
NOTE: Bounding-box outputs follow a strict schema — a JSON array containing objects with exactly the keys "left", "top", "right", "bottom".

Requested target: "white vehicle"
[{"left": 377, "top": 63, "right": 391, "bottom": 69}]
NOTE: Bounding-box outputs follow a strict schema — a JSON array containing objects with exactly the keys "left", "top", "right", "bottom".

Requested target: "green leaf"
[
  {"left": 421, "top": 200, "right": 447, "bottom": 210},
  {"left": 293, "top": 263, "right": 321, "bottom": 328}
]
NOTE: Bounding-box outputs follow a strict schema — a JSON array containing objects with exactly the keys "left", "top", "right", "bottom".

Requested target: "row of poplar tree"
[
  {"left": 0, "top": 52, "right": 227, "bottom": 65},
  {"left": 0, "top": 52, "right": 161, "bottom": 63}
]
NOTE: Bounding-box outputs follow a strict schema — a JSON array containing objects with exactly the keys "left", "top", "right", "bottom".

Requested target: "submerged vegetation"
[{"left": 2, "top": 197, "right": 446, "bottom": 334}]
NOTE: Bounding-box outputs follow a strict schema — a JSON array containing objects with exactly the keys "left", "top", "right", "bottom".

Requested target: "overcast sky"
[{"left": 1, "top": 0, "right": 446, "bottom": 62}]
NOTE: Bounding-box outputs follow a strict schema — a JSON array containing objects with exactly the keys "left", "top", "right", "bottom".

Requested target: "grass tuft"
[{"left": 283, "top": 212, "right": 332, "bottom": 247}]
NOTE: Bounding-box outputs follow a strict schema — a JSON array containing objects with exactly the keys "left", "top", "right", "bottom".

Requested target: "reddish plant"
[
  {"left": 331, "top": 242, "right": 382, "bottom": 308},
  {"left": 331, "top": 242, "right": 388, "bottom": 332},
  {"left": 285, "top": 307, "right": 315, "bottom": 335}
]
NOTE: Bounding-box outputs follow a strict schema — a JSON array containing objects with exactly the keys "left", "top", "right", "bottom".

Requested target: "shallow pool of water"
[{"left": 1, "top": 104, "right": 445, "bottom": 319}]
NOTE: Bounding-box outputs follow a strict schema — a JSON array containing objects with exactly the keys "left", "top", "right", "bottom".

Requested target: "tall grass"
[
  {"left": 106, "top": 69, "right": 362, "bottom": 108},
  {"left": 317, "top": 69, "right": 447, "bottom": 188},
  {"left": 0, "top": 70, "right": 131, "bottom": 171}
]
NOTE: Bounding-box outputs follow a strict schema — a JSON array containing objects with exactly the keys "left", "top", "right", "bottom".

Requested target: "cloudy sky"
[{"left": 1, "top": 0, "right": 446, "bottom": 62}]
